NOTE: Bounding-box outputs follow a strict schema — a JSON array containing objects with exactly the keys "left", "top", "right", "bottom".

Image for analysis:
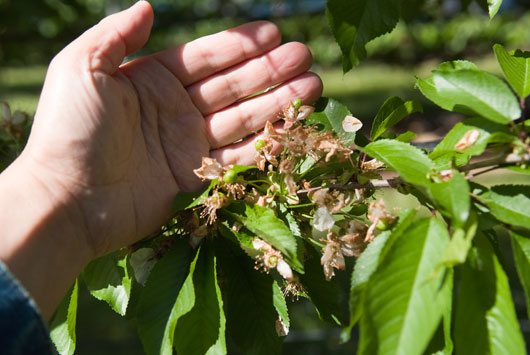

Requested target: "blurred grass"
[
  {"left": 0, "top": 54, "right": 503, "bottom": 117},
  {"left": 0, "top": 65, "right": 46, "bottom": 112}
]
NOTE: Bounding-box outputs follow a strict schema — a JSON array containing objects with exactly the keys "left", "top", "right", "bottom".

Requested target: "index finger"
[{"left": 152, "top": 21, "right": 281, "bottom": 86}]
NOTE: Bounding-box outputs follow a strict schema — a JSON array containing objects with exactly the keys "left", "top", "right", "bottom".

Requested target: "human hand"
[{"left": 18, "top": 2, "right": 322, "bottom": 259}]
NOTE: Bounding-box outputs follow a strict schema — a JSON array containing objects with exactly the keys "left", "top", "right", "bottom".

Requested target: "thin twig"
[{"left": 297, "top": 153, "right": 530, "bottom": 194}]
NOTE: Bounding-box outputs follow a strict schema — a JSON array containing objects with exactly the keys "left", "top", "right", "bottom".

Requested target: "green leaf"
[
  {"left": 345, "top": 231, "right": 391, "bottom": 337},
  {"left": 453, "top": 236, "right": 526, "bottom": 354},
  {"left": 215, "top": 237, "right": 282, "bottom": 355},
  {"left": 176, "top": 179, "right": 218, "bottom": 210},
  {"left": 135, "top": 239, "right": 194, "bottom": 355},
  {"left": 326, "top": 0, "right": 400, "bottom": 71},
  {"left": 395, "top": 131, "right": 416, "bottom": 143},
  {"left": 272, "top": 281, "right": 290, "bottom": 334},
  {"left": 82, "top": 251, "right": 131, "bottom": 315},
  {"left": 308, "top": 97, "right": 356, "bottom": 145},
  {"left": 50, "top": 279, "right": 78, "bottom": 355},
  {"left": 427, "top": 171, "right": 470, "bottom": 228},
  {"left": 438, "top": 214, "right": 478, "bottom": 267},
  {"left": 486, "top": 0, "right": 503, "bottom": 18},
  {"left": 299, "top": 240, "right": 345, "bottom": 325},
  {"left": 173, "top": 245, "right": 226, "bottom": 355},
  {"left": 358, "top": 218, "right": 451, "bottom": 355},
  {"left": 511, "top": 230, "right": 530, "bottom": 319},
  {"left": 370, "top": 97, "right": 422, "bottom": 140},
  {"left": 345, "top": 209, "right": 418, "bottom": 339},
  {"left": 229, "top": 164, "right": 257, "bottom": 175},
  {"left": 423, "top": 270, "right": 454, "bottom": 355},
  {"left": 417, "top": 64, "right": 520, "bottom": 124},
  {"left": 363, "top": 139, "right": 434, "bottom": 186},
  {"left": 494, "top": 44, "right": 530, "bottom": 98},
  {"left": 429, "top": 122, "right": 490, "bottom": 167},
  {"left": 478, "top": 184, "right": 530, "bottom": 229},
  {"left": 242, "top": 204, "right": 304, "bottom": 273}
]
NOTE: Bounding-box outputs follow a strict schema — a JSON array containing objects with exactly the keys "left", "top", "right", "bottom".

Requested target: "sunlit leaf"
[
  {"left": 273, "top": 281, "right": 290, "bottom": 335},
  {"left": 427, "top": 171, "right": 470, "bottom": 228},
  {"left": 326, "top": 0, "right": 400, "bottom": 71},
  {"left": 135, "top": 240, "right": 194, "bottom": 355},
  {"left": 242, "top": 204, "right": 304, "bottom": 273},
  {"left": 363, "top": 139, "right": 434, "bottom": 186},
  {"left": 173, "top": 245, "right": 226, "bottom": 355},
  {"left": 344, "top": 209, "right": 417, "bottom": 341},
  {"left": 50, "top": 280, "right": 78, "bottom": 355},
  {"left": 494, "top": 44, "right": 530, "bottom": 98},
  {"left": 511, "top": 230, "right": 530, "bottom": 319},
  {"left": 83, "top": 252, "right": 131, "bottom": 315},
  {"left": 358, "top": 218, "right": 451, "bottom": 355},
  {"left": 371, "top": 97, "right": 422, "bottom": 140},
  {"left": 417, "top": 63, "right": 520, "bottom": 124},
  {"left": 454, "top": 236, "right": 525, "bottom": 354},
  {"left": 309, "top": 97, "right": 357, "bottom": 145},
  {"left": 477, "top": 184, "right": 530, "bottom": 228}
]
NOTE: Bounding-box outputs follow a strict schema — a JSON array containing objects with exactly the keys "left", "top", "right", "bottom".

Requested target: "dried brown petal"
[
  {"left": 361, "top": 159, "right": 384, "bottom": 171},
  {"left": 455, "top": 129, "right": 480, "bottom": 151},
  {"left": 342, "top": 115, "right": 363, "bottom": 133},
  {"left": 297, "top": 105, "right": 315, "bottom": 120},
  {"left": 193, "top": 157, "right": 223, "bottom": 180}
]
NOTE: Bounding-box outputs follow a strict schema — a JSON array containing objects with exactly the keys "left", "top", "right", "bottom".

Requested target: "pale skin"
[{"left": 0, "top": 1, "right": 322, "bottom": 319}]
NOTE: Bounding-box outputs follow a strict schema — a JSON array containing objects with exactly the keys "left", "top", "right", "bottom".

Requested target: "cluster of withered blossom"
[{"left": 191, "top": 100, "right": 397, "bottom": 283}]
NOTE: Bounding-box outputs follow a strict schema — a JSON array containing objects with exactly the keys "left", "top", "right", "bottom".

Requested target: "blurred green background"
[{"left": 2, "top": 0, "right": 530, "bottom": 353}]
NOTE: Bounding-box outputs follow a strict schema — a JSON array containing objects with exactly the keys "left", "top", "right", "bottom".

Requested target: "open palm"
[{"left": 22, "top": 2, "right": 322, "bottom": 256}]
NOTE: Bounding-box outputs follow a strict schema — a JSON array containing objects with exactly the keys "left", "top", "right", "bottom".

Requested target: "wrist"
[{"left": 0, "top": 155, "right": 92, "bottom": 318}]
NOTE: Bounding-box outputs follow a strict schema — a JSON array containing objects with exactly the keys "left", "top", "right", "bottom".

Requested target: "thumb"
[{"left": 55, "top": 1, "right": 154, "bottom": 74}]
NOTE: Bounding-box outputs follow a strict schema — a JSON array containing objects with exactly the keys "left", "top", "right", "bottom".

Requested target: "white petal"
[
  {"left": 130, "top": 248, "right": 157, "bottom": 286},
  {"left": 342, "top": 115, "right": 363, "bottom": 133},
  {"left": 313, "top": 207, "right": 335, "bottom": 231},
  {"left": 277, "top": 259, "right": 294, "bottom": 281},
  {"left": 252, "top": 239, "right": 269, "bottom": 251}
]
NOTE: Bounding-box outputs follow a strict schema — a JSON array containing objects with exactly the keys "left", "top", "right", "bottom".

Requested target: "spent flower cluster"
[{"left": 186, "top": 99, "right": 389, "bottom": 285}]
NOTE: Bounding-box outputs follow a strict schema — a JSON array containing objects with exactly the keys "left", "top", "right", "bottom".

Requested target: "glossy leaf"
[
  {"left": 242, "top": 204, "right": 304, "bottom": 273},
  {"left": 215, "top": 238, "right": 282, "bottom": 355},
  {"left": 308, "top": 97, "right": 357, "bottom": 145},
  {"left": 454, "top": 237, "right": 525, "bottom": 354},
  {"left": 370, "top": 97, "right": 422, "bottom": 140},
  {"left": 429, "top": 121, "right": 491, "bottom": 167},
  {"left": 173, "top": 245, "right": 226, "bottom": 355},
  {"left": 135, "top": 239, "right": 194, "bottom": 355},
  {"left": 326, "top": 0, "right": 400, "bottom": 71},
  {"left": 417, "top": 64, "right": 520, "bottom": 124},
  {"left": 273, "top": 281, "right": 290, "bottom": 334},
  {"left": 486, "top": 0, "right": 503, "bottom": 17},
  {"left": 83, "top": 252, "right": 131, "bottom": 315},
  {"left": 346, "top": 231, "right": 391, "bottom": 334},
  {"left": 427, "top": 171, "right": 470, "bottom": 228},
  {"left": 438, "top": 214, "right": 478, "bottom": 267},
  {"left": 363, "top": 139, "right": 434, "bottom": 186},
  {"left": 50, "top": 280, "right": 78, "bottom": 355},
  {"left": 345, "top": 209, "right": 417, "bottom": 339},
  {"left": 494, "top": 44, "right": 530, "bottom": 98},
  {"left": 478, "top": 185, "right": 530, "bottom": 228},
  {"left": 358, "top": 218, "right": 451, "bottom": 355},
  {"left": 511, "top": 230, "right": 530, "bottom": 319}
]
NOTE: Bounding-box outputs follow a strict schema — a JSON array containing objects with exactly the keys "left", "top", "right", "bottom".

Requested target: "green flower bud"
[
  {"left": 292, "top": 98, "right": 303, "bottom": 110},
  {"left": 376, "top": 219, "right": 390, "bottom": 231},
  {"left": 254, "top": 139, "right": 266, "bottom": 151},
  {"left": 223, "top": 169, "right": 238, "bottom": 183}
]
